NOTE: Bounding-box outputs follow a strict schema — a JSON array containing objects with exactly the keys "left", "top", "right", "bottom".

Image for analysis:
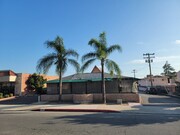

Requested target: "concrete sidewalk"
[
  {"left": 1, "top": 102, "right": 140, "bottom": 113},
  {"left": 1, "top": 102, "right": 180, "bottom": 115},
  {"left": 31, "top": 104, "right": 136, "bottom": 113}
]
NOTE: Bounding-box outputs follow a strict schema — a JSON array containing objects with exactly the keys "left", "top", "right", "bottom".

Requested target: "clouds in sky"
[
  {"left": 130, "top": 55, "right": 180, "bottom": 64},
  {"left": 174, "top": 40, "right": 180, "bottom": 45},
  {"left": 136, "top": 42, "right": 144, "bottom": 45}
]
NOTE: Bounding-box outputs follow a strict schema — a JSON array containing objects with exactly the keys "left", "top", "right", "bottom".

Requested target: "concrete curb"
[
  {"left": 167, "top": 94, "right": 180, "bottom": 99},
  {"left": 0, "top": 96, "right": 16, "bottom": 101},
  {"left": 31, "top": 108, "right": 120, "bottom": 113}
]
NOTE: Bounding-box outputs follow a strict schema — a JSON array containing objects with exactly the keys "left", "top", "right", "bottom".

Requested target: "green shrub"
[
  {"left": 9, "top": 93, "right": 14, "bottom": 97},
  {"left": 4, "top": 94, "right": 9, "bottom": 98}
]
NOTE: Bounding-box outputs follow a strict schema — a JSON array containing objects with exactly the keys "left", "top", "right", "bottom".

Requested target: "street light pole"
[{"left": 143, "top": 53, "right": 155, "bottom": 87}]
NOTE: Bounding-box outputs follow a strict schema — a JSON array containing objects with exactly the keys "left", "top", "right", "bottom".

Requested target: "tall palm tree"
[
  {"left": 37, "top": 36, "right": 79, "bottom": 100},
  {"left": 81, "top": 32, "right": 122, "bottom": 103}
]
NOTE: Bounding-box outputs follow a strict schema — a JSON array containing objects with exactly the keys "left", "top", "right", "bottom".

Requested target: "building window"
[{"left": 168, "top": 78, "right": 170, "bottom": 83}]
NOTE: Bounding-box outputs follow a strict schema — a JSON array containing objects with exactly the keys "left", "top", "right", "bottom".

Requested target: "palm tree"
[
  {"left": 37, "top": 36, "right": 79, "bottom": 100},
  {"left": 81, "top": 32, "right": 122, "bottom": 103}
]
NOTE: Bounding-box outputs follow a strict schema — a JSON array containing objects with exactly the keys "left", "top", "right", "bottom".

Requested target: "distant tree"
[
  {"left": 26, "top": 73, "right": 47, "bottom": 94},
  {"left": 36, "top": 36, "right": 79, "bottom": 99},
  {"left": 81, "top": 32, "right": 122, "bottom": 103},
  {"left": 162, "top": 61, "right": 176, "bottom": 78}
]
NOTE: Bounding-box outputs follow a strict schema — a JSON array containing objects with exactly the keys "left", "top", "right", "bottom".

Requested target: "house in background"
[
  {"left": 42, "top": 66, "right": 140, "bottom": 103},
  {"left": 138, "top": 75, "right": 176, "bottom": 93},
  {"left": 176, "top": 71, "right": 180, "bottom": 83},
  {"left": 138, "top": 75, "right": 173, "bottom": 86},
  {"left": 0, "top": 70, "right": 58, "bottom": 96}
]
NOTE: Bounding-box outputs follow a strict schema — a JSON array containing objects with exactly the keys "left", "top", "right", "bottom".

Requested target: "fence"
[{"left": 47, "top": 79, "right": 134, "bottom": 95}]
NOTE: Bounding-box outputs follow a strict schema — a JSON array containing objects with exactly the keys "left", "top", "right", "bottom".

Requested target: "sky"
[{"left": 0, "top": 0, "right": 180, "bottom": 78}]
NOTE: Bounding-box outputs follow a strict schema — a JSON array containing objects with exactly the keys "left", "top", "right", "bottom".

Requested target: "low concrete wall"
[
  {"left": 106, "top": 93, "right": 139, "bottom": 102},
  {"left": 93, "top": 93, "right": 139, "bottom": 103},
  {"left": 61, "top": 94, "right": 73, "bottom": 102},
  {"left": 41, "top": 95, "right": 59, "bottom": 102},
  {"left": 93, "top": 94, "right": 103, "bottom": 103},
  {"left": 73, "top": 94, "right": 93, "bottom": 103},
  {"left": 41, "top": 93, "right": 140, "bottom": 103}
]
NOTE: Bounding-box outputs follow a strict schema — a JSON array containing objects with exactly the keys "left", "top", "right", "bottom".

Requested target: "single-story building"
[
  {"left": 42, "top": 66, "right": 140, "bottom": 103},
  {"left": 138, "top": 75, "right": 176, "bottom": 93}
]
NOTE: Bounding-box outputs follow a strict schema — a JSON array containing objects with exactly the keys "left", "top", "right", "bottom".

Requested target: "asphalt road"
[
  {"left": 0, "top": 111, "right": 180, "bottom": 135},
  {"left": 0, "top": 93, "right": 179, "bottom": 135}
]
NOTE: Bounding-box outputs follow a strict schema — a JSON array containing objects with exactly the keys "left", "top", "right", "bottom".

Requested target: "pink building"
[{"left": 0, "top": 70, "right": 58, "bottom": 96}]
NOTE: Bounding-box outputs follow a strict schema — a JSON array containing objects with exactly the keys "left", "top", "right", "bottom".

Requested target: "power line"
[{"left": 143, "top": 53, "right": 155, "bottom": 87}]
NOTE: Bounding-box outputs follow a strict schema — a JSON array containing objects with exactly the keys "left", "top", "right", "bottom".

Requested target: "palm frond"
[
  {"left": 45, "top": 41, "right": 55, "bottom": 48},
  {"left": 45, "top": 36, "right": 65, "bottom": 54},
  {"left": 81, "top": 52, "right": 97, "bottom": 62},
  {"left": 67, "top": 59, "right": 80, "bottom": 73},
  {"left": 55, "top": 36, "right": 64, "bottom": 46},
  {"left": 99, "top": 32, "right": 107, "bottom": 46},
  {"left": 65, "top": 49, "right": 79, "bottom": 59},
  {"left": 81, "top": 58, "right": 96, "bottom": 72},
  {"left": 105, "top": 59, "right": 121, "bottom": 78},
  {"left": 107, "top": 44, "right": 122, "bottom": 55},
  {"left": 88, "top": 39, "right": 101, "bottom": 50},
  {"left": 55, "top": 64, "right": 60, "bottom": 75},
  {"left": 55, "top": 61, "right": 67, "bottom": 75},
  {"left": 36, "top": 53, "right": 57, "bottom": 74}
]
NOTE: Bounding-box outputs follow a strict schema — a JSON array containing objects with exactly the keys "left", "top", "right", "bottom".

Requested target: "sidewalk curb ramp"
[{"left": 31, "top": 108, "right": 120, "bottom": 113}]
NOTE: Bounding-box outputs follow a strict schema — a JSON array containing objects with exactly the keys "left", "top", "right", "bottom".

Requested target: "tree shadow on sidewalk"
[{"left": 52, "top": 105, "right": 180, "bottom": 127}]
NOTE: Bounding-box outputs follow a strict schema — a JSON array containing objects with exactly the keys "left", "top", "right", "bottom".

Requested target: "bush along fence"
[
  {"left": 0, "top": 92, "right": 14, "bottom": 99},
  {"left": 0, "top": 86, "right": 14, "bottom": 99}
]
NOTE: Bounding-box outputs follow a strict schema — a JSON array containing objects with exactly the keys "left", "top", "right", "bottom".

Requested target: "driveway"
[
  {"left": 0, "top": 96, "right": 38, "bottom": 105},
  {"left": 140, "top": 93, "right": 180, "bottom": 107}
]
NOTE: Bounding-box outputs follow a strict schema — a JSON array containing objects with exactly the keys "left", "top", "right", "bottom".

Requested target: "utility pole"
[
  {"left": 132, "top": 69, "right": 137, "bottom": 79},
  {"left": 143, "top": 53, "right": 155, "bottom": 87}
]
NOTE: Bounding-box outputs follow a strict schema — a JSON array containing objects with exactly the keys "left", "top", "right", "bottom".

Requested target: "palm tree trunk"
[
  {"left": 101, "top": 59, "right": 106, "bottom": 104},
  {"left": 59, "top": 70, "right": 62, "bottom": 101}
]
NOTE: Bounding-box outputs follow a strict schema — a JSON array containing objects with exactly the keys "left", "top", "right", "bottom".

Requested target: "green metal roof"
[{"left": 47, "top": 78, "right": 113, "bottom": 84}]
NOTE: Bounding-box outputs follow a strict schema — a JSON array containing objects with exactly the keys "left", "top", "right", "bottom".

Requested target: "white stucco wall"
[
  {"left": 138, "top": 76, "right": 170, "bottom": 87},
  {"left": 176, "top": 71, "right": 180, "bottom": 82}
]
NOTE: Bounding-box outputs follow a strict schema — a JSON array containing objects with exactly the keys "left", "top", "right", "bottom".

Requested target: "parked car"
[
  {"left": 138, "top": 86, "right": 147, "bottom": 92},
  {"left": 156, "top": 86, "right": 168, "bottom": 95},
  {"left": 145, "top": 87, "right": 157, "bottom": 94}
]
